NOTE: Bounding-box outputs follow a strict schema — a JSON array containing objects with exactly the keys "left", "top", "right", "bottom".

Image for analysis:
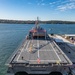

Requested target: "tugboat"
[{"left": 6, "top": 17, "right": 73, "bottom": 75}]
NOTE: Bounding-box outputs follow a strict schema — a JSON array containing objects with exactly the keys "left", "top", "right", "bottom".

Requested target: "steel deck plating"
[{"left": 10, "top": 38, "right": 72, "bottom": 65}]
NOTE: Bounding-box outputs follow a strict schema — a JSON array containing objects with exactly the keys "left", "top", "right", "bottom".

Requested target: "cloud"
[
  {"left": 49, "top": 0, "right": 74, "bottom": 11},
  {"left": 58, "top": 2, "right": 75, "bottom": 11},
  {"left": 27, "top": 0, "right": 75, "bottom": 11},
  {"left": 49, "top": 2, "right": 56, "bottom": 5},
  {"left": 69, "top": 0, "right": 75, "bottom": 1},
  {"left": 37, "top": 0, "right": 45, "bottom": 6},
  {"left": 41, "top": 3, "right": 45, "bottom": 5}
]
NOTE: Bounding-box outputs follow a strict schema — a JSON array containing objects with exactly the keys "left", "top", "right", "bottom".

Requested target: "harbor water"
[{"left": 0, "top": 24, "right": 75, "bottom": 75}]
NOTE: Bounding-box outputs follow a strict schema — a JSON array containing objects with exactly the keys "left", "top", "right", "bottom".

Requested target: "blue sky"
[{"left": 0, "top": 0, "right": 75, "bottom": 21}]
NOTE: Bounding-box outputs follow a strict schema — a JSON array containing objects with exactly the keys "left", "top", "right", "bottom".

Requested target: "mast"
[{"left": 35, "top": 17, "right": 39, "bottom": 29}]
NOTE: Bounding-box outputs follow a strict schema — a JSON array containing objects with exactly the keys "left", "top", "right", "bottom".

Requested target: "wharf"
[{"left": 51, "top": 34, "right": 75, "bottom": 64}]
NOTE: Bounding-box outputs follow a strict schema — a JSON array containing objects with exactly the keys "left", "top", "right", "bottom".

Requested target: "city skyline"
[{"left": 0, "top": 0, "right": 75, "bottom": 21}]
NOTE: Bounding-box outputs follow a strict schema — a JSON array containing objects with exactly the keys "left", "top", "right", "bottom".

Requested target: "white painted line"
[
  {"left": 26, "top": 40, "right": 30, "bottom": 50},
  {"left": 29, "top": 60, "right": 59, "bottom": 61},
  {"left": 16, "top": 40, "right": 29, "bottom": 61},
  {"left": 37, "top": 39, "right": 39, "bottom": 58},
  {"left": 50, "top": 42, "right": 61, "bottom": 62},
  {"left": 38, "top": 49, "right": 39, "bottom": 58},
  {"left": 39, "top": 50, "right": 58, "bottom": 51},
  {"left": 18, "top": 60, "right": 60, "bottom": 62}
]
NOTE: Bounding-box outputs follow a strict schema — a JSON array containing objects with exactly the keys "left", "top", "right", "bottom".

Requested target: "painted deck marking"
[
  {"left": 17, "top": 40, "right": 29, "bottom": 61},
  {"left": 50, "top": 42, "right": 61, "bottom": 62}
]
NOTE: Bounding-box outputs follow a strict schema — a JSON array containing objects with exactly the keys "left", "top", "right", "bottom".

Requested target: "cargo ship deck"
[
  {"left": 6, "top": 18, "right": 73, "bottom": 75},
  {"left": 9, "top": 37, "right": 72, "bottom": 65}
]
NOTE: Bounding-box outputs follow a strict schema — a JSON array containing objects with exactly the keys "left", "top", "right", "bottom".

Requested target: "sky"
[{"left": 0, "top": 0, "right": 75, "bottom": 21}]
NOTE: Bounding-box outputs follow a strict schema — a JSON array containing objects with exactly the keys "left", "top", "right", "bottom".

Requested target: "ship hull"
[{"left": 7, "top": 66, "right": 68, "bottom": 75}]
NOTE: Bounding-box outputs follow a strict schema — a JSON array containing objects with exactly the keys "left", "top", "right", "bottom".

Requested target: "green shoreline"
[{"left": 0, "top": 19, "right": 75, "bottom": 24}]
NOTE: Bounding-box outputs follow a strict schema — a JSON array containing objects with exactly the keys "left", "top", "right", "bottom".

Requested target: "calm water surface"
[{"left": 0, "top": 24, "right": 75, "bottom": 75}]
